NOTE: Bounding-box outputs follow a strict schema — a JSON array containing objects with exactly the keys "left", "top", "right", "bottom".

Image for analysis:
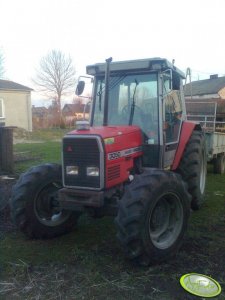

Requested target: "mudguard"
[{"left": 172, "top": 121, "right": 200, "bottom": 170}]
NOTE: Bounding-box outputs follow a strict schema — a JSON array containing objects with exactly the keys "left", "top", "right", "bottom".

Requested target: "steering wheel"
[{"left": 121, "top": 104, "right": 144, "bottom": 120}]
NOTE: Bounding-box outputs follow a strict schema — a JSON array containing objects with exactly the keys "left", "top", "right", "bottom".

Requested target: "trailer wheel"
[
  {"left": 213, "top": 154, "right": 225, "bottom": 174},
  {"left": 115, "top": 170, "right": 190, "bottom": 266},
  {"left": 176, "top": 130, "right": 207, "bottom": 210},
  {"left": 10, "top": 163, "right": 80, "bottom": 238}
]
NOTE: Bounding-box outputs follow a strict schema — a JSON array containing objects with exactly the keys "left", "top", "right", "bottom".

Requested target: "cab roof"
[{"left": 86, "top": 57, "right": 185, "bottom": 79}]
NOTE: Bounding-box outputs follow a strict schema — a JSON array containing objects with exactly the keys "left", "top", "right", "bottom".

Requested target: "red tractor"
[{"left": 10, "top": 58, "right": 207, "bottom": 265}]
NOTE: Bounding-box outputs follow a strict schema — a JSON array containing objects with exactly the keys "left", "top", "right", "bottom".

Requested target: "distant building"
[
  {"left": 32, "top": 106, "right": 48, "bottom": 129},
  {"left": 185, "top": 75, "right": 225, "bottom": 100},
  {"left": 185, "top": 75, "right": 225, "bottom": 121},
  {"left": 62, "top": 103, "right": 90, "bottom": 126},
  {"left": 0, "top": 79, "right": 33, "bottom": 131}
]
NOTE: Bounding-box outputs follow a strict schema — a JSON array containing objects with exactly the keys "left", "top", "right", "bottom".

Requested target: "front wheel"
[
  {"left": 10, "top": 163, "right": 80, "bottom": 238},
  {"left": 115, "top": 170, "right": 191, "bottom": 266}
]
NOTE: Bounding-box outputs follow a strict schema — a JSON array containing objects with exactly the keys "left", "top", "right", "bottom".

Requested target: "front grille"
[
  {"left": 63, "top": 136, "right": 103, "bottom": 189},
  {"left": 107, "top": 165, "right": 120, "bottom": 181}
]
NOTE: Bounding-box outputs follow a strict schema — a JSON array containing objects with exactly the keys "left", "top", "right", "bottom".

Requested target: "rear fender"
[{"left": 172, "top": 121, "right": 201, "bottom": 170}]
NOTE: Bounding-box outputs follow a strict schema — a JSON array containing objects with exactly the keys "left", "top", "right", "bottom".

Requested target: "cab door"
[{"left": 162, "top": 71, "right": 183, "bottom": 168}]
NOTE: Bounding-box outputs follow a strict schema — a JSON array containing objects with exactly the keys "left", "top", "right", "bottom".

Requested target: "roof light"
[{"left": 76, "top": 120, "right": 90, "bottom": 131}]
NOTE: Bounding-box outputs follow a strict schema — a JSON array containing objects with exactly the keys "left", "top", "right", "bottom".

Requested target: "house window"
[{"left": 0, "top": 98, "right": 5, "bottom": 118}]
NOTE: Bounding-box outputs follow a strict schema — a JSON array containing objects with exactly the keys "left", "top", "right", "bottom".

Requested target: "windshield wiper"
[
  {"left": 99, "top": 81, "right": 103, "bottom": 111},
  {"left": 129, "top": 79, "right": 139, "bottom": 125}
]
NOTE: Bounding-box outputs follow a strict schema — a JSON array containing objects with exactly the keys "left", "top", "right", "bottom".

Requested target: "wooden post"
[{"left": 0, "top": 127, "right": 14, "bottom": 173}]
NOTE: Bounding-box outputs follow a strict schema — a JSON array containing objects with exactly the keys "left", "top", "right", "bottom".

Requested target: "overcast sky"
[{"left": 1, "top": 0, "right": 225, "bottom": 105}]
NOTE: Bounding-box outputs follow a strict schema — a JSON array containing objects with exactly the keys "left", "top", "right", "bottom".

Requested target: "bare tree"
[
  {"left": 34, "top": 50, "right": 76, "bottom": 115},
  {"left": 0, "top": 49, "right": 5, "bottom": 79}
]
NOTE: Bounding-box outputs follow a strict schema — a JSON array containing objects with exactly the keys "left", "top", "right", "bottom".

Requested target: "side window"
[
  {"left": 164, "top": 90, "right": 182, "bottom": 143},
  {"left": 0, "top": 98, "right": 5, "bottom": 118}
]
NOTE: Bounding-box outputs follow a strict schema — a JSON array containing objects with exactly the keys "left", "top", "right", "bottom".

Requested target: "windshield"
[{"left": 92, "top": 73, "right": 159, "bottom": 141}]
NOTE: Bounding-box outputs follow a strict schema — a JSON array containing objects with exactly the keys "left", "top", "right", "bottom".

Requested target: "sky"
[{"left": 1, "top": 0, "right": 225, "bottom": 106}]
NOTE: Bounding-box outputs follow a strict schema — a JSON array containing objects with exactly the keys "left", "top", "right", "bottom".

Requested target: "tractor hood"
[
  {"left": 67, "top": 125, "right": 141, "bottom": 140},
  {"left": 66, "top": 125, "right": 143, "bottom": 155}
]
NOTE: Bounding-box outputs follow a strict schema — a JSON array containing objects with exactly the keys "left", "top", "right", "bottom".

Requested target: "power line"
[{"left": 181, "top": 68, "right": 225, "bottom": 81}]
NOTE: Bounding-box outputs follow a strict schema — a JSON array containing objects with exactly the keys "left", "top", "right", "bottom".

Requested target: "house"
[
  {"left": 0, "top": 79, "right": 33, "bottom": 131},
  {"left": 62, "top": 102, "right": 90, "bottom": 126},
  {"left": 184, "top": 75, "right": 225, "bottom": 121},
  {"left": 185, "top": 75, "right": 225, "bottom": 100},
  {"left": 32, "top": 106, "right": 48, "bottom": 129}
]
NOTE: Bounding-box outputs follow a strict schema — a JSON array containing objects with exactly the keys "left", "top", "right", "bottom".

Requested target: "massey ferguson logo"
[
  {"left": 108, "top": 151, "right": 121, "bottom": 160},
  {"left": 108, "top": 146, "right": 142, "bottom": 160}
]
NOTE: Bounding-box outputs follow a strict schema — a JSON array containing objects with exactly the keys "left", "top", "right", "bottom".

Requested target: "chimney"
[{"left": 210, "top": 74, "right": 218, "bottom": 79}]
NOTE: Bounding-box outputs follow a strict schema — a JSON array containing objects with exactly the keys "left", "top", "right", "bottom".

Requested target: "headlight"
[
  {"left": 86, "top": 166, "right": 99, "bottom": 176},
  {"left": 66, "top": 166, "right": 79, "bottom": 175}
]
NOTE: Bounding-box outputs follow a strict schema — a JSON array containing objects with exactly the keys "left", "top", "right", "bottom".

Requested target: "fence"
[{"left": 0, "top": 127, "right": 14, "bottom": 173}]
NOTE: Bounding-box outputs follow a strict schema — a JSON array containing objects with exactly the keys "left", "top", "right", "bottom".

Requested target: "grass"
[
  {"left": 16, "top": 128, "right": 69, "bottom": 142},
  {"left": 14, "top": 142, "right": 62, "bottom": 174},
  {"left": 1, "top": 129, "right": 225, "bottom": 299},
  {"left": 13, "top": 128, "right": 69, "bottom": 174}
]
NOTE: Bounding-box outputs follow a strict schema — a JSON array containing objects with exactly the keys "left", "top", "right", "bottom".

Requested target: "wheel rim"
[
  {"left": 34, "top": 181, "right": 71, "bottom": 227},
  {"left": 149, "top": 193, "right": 183, "bottom": 249},
  {"left": 200, "top": 149, "right": 207, "bottom": 194}
]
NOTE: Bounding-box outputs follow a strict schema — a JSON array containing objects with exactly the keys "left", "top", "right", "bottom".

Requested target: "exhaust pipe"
[{"left": 103, "top": 57, "right": 112, "bottom": 126}]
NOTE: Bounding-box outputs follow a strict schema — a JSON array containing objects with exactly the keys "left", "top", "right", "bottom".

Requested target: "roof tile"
[
  {"left": 184, "top": 76, "right": 225, "bottom": 96},
  {"left": 0, "top": 79, "right": 33, "bottom": 91}
]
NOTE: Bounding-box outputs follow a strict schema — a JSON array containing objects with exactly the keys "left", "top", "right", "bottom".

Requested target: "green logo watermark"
[{"left": 180, "top": 273, "right": 222, "bottom": 297}]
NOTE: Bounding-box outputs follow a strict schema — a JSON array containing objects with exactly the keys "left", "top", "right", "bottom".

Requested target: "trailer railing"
[
  {"left": 186, "top": 101, "right": 225, "bottom": 133},
  {"left": 187, "top": 115, "right": 225, "bottom": 132}
]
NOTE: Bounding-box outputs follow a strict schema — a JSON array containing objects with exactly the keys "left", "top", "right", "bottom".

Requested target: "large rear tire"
[
  {"left": 176, "top": 130, "right": 207, "bottom": 210},
  {"left": 10, "top": 163, "right": 80, "bottom": 238},
  {"left": 115, "top": 169, "right": 191, "bottom": 266}
]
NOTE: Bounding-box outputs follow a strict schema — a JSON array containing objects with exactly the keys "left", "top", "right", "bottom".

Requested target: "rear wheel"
[
  {"left": 176, "top": 130, "right": 207, "bottom": 210},
  {"left": 10, "top": 163, "right": 80, "bottom": 238},
  {"left": 115, "top": 169, "right": 191, "bottom": 266},
  {"left": 213, "top": 153, "right": 225, "bottom": 174}
]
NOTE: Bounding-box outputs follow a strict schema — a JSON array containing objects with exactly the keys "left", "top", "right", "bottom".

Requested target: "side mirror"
[{"left": 75, "top": 81, "right": 85, "bottom": 96}]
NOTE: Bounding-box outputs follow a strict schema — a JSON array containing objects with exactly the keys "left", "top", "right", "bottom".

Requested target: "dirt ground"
[{"left": 0, "top": 176, "right": 224, "bottom": 300}]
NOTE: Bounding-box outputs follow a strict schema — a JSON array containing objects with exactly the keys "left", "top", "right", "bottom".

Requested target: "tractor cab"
[{"left": 77, "top": 58, "right": 186, "bottom": 168}]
